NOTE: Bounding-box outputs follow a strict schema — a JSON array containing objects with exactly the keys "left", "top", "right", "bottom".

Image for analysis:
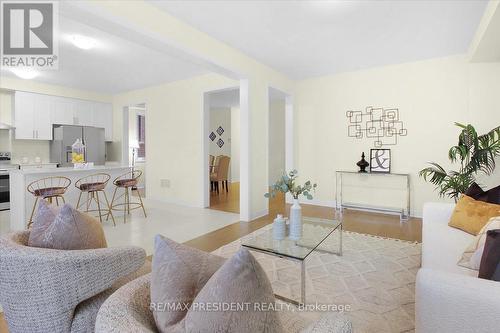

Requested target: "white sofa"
[{"left": 415, "top": 202, "right": 500, "bottom": 333}]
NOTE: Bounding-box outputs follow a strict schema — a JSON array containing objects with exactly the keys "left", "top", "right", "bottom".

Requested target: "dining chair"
[{"left": 210, "top": 155, "right": 231, "bottom": 194}]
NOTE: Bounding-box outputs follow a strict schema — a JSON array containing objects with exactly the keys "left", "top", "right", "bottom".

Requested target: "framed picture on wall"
[{"left": 370, "top": 149, "right": 391, "bottom": 173}]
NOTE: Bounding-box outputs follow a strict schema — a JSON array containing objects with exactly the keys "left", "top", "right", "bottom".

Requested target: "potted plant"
[
  {"left": 420, "top": 123, "right": 500, "bottom": 201},
  {"left": 265, "top": 170, "right": 317, "bottom": 240}
]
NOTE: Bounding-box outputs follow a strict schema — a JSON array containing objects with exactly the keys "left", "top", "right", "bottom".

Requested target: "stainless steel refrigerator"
[{"left": 50, "top": 125, "right": 105, "bottom": 167}]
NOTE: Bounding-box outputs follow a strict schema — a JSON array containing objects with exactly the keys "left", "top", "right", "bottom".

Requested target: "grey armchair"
[
  {"left": 0, "top": 231, "right": 151, "bottom": 333},
  {"left": 95, "top": 273, "right": 352, "bottom": 333}
]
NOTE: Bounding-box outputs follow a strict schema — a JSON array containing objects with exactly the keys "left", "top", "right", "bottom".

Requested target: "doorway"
[
  {"left": 123, "top": 103, "right": 147, "bottom": 196},
  {"left": 205, "top": 88, "right": 240, "bottom": 214}
]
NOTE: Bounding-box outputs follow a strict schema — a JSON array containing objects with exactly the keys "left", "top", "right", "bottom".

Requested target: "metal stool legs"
[
  {"left": 76, "top": 190, "right": 116, "bottom": 226},
  {"left": 109, "top": 187, "right": 147, "bottom": 223}
]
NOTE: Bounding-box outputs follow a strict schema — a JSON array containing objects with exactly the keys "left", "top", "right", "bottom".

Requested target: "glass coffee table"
[{"left": 242, "top": 216, "right": 342, "bottom": 305}]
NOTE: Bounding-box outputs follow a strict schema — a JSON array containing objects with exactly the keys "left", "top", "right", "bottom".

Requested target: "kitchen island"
[{"left": 10, "top": 165, "right": 132, "bottom": 230}]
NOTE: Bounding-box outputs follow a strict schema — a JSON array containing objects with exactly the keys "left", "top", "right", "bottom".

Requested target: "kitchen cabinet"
[
  {"left": 52, "top": 96, "right": 75, "bottom": 125},
  {"left": 74, "top": 100, "right": 94, "bottom": 126},
  {"left": 92, "top": 102, "right": 113, "bottom": 141},
  {"left": 14, "top": 91, "right": 52, "bottom": 140},
  {"left": 13, "top": 91, "right": 113, "bottom": 141}
]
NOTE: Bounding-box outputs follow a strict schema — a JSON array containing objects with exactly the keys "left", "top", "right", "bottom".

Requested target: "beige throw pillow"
[
  {"left": 183, "top": 248, "right": 284, "bottom": 333},
  {"left": 151, "top": 237, "right": 284, "bottom": 333},
  {"left": 458, "top": 216, "right": 500, "bottom": 270},
  {"left": 151, "top": 235, "right": 226, "bottom": 331},
  {"left": 28, "top": 200, "right": 107, "bottom": 250}
]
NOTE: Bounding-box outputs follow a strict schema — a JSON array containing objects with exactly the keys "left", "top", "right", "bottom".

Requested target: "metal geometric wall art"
[
  {"left": 209, "top": 132, "right": 216, "bottom": 141},
  {"left": 217, "top": 126, "right": 224, "bottom": 136},
  {"left": 346, "top": 106, "right": 408, "bottom": 147},
  {"left": 217, "top": 138, "right": 224, "bottom": 148}
]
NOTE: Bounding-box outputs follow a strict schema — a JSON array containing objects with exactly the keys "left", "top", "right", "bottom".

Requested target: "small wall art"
[{"left": 370, "top": 149, "right": 391, "bottom": 173}]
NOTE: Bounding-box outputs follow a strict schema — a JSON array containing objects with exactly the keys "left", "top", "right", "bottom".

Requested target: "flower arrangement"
[{"left": 265, "top": 170, "right": 317, "bottom": 200}]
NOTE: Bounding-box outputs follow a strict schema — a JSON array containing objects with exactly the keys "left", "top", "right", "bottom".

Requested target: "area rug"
[{"left": 212, "top": 225, "right": 421, "bottom": 333}]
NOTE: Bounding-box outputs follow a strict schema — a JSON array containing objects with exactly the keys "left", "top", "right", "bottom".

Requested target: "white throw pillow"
[{"left": 458, "top": 216, "right": 500, "bottom": 270}]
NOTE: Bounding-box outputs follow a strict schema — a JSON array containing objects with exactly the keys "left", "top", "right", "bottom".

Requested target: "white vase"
[
  {"left": 289, "top": 198, "right": 302, "bottom": 240},
  {"left": 272, "top": 214, "right": 286, "bottom": 240}
]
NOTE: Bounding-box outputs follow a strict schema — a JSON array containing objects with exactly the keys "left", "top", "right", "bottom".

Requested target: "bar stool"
[
  {"left": 75, "top": 173, "right": 116, "bottom": 226},
  {"left": 27, "top": 176, "right": 71, "bottom": 228},
  {"left": 109, "top": 170, "right": 146, "bottom": 223}
]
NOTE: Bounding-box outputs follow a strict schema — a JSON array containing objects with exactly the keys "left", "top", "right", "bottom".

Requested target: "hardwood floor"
[
  {"left": 0, "top": 315, "right": 6, "bottom": 333},
  {"left": 209, "top": 181, "right": 240, "bottom": 214},
  {"left": 0, "top": 184, "right": 421, "bottom": 332},
  {"left": 187, "top": 186, "right": 422, "bottom": 252}
]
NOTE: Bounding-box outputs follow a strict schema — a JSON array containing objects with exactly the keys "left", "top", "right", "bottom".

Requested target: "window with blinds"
[{"left": 137, "top": 114, "right": 146, "bottom": 159}]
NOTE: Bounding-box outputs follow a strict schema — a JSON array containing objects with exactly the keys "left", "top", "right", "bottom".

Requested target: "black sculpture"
[{"left": 357, "top": 152, "right": 369, "bottom": 173}]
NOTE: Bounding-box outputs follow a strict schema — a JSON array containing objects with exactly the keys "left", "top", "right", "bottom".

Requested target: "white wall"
[
  {"left": 294, "top": 55, "right": 500, "bottom": 217},
  {"left": 209, "top": 107, "right": 231, "bottom": 157},
  {"left": 468, "top": 62, "right": 500, "bottom": 133},
  {"left": 230, "top": 107, "right": 240, "bottom": 182},
  {"left": 112, "top": 73, "right": 238, "bottom": 207},
  {"left": 269, "top": 99, "right": 286, "bottom": 185}
]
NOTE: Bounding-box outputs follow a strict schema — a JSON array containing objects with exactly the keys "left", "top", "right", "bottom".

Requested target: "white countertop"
[{"left": 10, "top": 165, "right": 132, "bottom": 176}]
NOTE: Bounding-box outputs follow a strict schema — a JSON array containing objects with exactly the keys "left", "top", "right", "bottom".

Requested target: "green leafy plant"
[
  {"left": 265, "top": 169, "right": 317, "bottom": 200},
  {"left": 419, "top": 123, "right": 500, "bottom": 201}
]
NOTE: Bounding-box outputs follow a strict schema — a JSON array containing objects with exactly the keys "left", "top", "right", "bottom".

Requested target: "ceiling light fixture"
[
  {"left": 70, "top": 34, "right": 97, "bottom": 50},
  {"left": 9, "top": 68, "right": 40, "bottom": 80}
]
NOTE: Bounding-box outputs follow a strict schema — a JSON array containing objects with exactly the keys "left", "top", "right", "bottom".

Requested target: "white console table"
[{"left": 335, "top": 171, "right": 410, "bottom": 221}]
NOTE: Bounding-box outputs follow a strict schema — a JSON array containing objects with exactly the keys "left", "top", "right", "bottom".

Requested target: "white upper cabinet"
[
  {"left": 34, "top": 94, "right": 53, "bottom": 140},
  {"left": 14, "top": 91, "right": 52, "bottom": 140},
  {"left": 52, "top": 96, "right": 75, "bottom": 125},
  {"left": 92, "top": 102, "right": 113, "bottom": 141},
  {"left": 13, "top": 91, "right": 113, "bottom": 141},
  {"left": 74, "top": 100, "right": 94, "bottom": 126}
]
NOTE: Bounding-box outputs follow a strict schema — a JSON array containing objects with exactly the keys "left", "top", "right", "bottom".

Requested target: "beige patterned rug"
[{"left": 212, "top": 225, "right": 421, "bottom": 333}]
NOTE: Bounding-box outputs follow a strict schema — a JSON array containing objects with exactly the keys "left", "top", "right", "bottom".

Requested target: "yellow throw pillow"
[{"left": 449, "top": 195, "right": 500, "bottom": 235}]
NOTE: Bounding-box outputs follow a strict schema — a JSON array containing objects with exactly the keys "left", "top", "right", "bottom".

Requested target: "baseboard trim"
[
  {"left": 285, "top": 198, "right": 420, "bottom": 218},
  {"left": 286, "top": 197, "right": 336, "bottom": 208},
  {"left": 250, "top": 208, "right": 269, "bottom": 221}
]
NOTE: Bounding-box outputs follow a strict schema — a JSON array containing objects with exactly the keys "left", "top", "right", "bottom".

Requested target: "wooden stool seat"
[{"left": 75, "top": 173, "right": 115, "bottom": 226}]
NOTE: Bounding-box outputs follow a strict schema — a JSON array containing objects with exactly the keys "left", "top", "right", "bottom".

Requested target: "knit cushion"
[
  {"left": 183, "top": 248, "right": 284, "bottom": 332},
  {"left": 151, "top": 235, "right": 225, "bottom": 331},
  {"left": 28, "top": 200, "right": 107, "bottom": 250}
]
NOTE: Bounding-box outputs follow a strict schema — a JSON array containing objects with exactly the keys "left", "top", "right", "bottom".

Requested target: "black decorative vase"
[{"left": 357, "top": 152, "right": 369, "bottom": 173}]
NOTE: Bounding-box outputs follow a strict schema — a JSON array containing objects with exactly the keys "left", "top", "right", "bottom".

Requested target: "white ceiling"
[
  {"left": 1, "top": 15, "right": 207, "bottom": 94},
  {"left": 150, "top": 0, "right": 488, "bottom": 79}
]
